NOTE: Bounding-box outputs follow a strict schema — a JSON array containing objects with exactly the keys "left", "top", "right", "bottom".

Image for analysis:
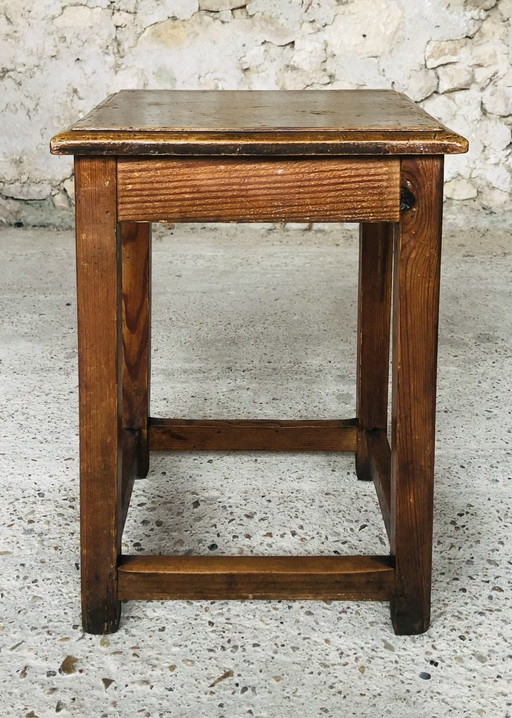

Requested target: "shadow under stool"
[{"left": 51, "top": 89, "right": 468, "bottom": 635}]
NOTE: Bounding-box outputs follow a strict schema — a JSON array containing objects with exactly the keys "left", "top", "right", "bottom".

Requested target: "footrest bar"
[
  {"left": 148, "top": 418, "right": 358, "bottom": 452},
  {"left": 117, "top": 554, "right": 394, "bottom": 601}
]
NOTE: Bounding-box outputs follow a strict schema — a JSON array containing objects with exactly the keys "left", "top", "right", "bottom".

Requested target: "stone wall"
[{"left": 1, "top": 0, "right": 510, "bottom": 226}]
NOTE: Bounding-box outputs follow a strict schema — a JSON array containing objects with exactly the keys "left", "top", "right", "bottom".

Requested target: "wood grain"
[
  {"left": 148, "top": 418, "right": 357, "bottom": 452},
  {"left": 121, "top": 221, "right": 151, "bottom": 477},
  {"left": 366, "top": 429, "right": 391, "bottom": 543},
  {"left": 117, "top": 554, "right": 395, "bottom": 601},
  {"left": 117, "top": 158, "right": 400, "bottom": 223},
  {"left": 50, "top": 90, "right": 469, "bottom": 156},
  {"left": 355, "top": 223, "right": 393, "bottom": 480},
  {"left": 120, "top": 428, "right": 139, "bottom": 534},
  {"left": 62, "top": 91, "right": 458, "bottom": 635},
  {"left": 390, "top": 156, "right": 443, "bottom": 635},
  {"left": 75, "top": 156, "right": 122, "bottom": 634}
]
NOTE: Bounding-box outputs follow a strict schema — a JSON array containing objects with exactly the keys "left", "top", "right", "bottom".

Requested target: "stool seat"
[
  {"left": 51, "top": 88, "right": 467, "bottom": 156},
  {"left": 51, "top": 90, "right": 467, "bottom": 636}
]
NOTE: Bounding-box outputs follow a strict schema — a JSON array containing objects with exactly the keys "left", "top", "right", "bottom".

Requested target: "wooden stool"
[{"left": 51, "top": 90, "right": 467, "bottom": 635}]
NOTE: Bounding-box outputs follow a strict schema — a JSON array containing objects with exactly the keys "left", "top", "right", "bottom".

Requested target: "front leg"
[
  {"left": 75, "top": 157, "right": 122, "bottom": 634},
  {"left": 390, "top": 156, "right": 444, "bottom": 635}
]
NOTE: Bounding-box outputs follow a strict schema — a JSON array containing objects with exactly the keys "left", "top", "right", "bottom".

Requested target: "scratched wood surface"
[
  {"left": 390, "top": 156, "right": 444, "bottom": 635},
  {"left": 50, "top": 90, "right": 468, "bottom": 156},
  {"left": 117, "top": 157, "right": 400, "bottom": 223},
  {"left": 74, "top": 156, "right": 122, "bottom": 634}
]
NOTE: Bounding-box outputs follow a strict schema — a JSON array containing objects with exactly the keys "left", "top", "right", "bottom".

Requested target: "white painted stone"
[
  {"left": 444, "top": 178, "right": 478, "bottom": 200},
  {"left": 135, "top": 13, "right": 250, "bottom": 89},
  {"left": 246, "top": 0, "right": 301, "bottom": 24},
  {"left": 465, "top": 0, "right": 497, "bottom": 9},
  {"left": 290, "top": 33, "right": 327, "bottom": 74},
  {"left": 111, "top": 66, "right": 148, "bottom": 92},
  {"left": 480, "top": 186, "right": 510, "bottom": 205},
  {"left": 471, "top": 41, "right": 509, "bottom": 89},
  {"left": 484, "top": 164, "right": 511, "bottom": 193},
  {"left": 473, "top": 66, "right": 494, "bottom": 88},
  {"left": 476, "top": 118, "right": 511, "bottom": 152},
  {"left": 482, "top": 86, "right": 512, "bottom": 116},
  {"left": 216, "top": 10, "right": 233, "bottom": 22},
  {"left": 470, "top": 41, "right": 508, "bottom": 69},
  {"left": 62, "top": 177, "right": 75, "bottom": 201},
  {"left": 498, "top": 0, "right": 512, "bottom": 19},
  {"left": 1, "top": 0, "right": 512, "bottom": 219},
  {"left": 325, "top": 0, "right": 403, "bottom": 58},
  {"left": 1, "top": 182, "right": 53, "bottom": 201},
  {"left": 303, "top": 0, "right": 338, "bottom": 26},
  {"left": 53, "top": 6, "right": 116, "bottom": 47},
  {"left": 403, "top": 68, "right": 438, "bottom": 101},
  {"left": 137, "top": 18, "right": 191, "bottom": 49},
  {"left": 117, "top": 0, "right": 137, "bottom": 10},
  {"left": 241, "top": 42, "right": 293, "bottom": 88},
  {"left": 199, "top": 0, "right": 246, "bottom": 10},
  {"left": 421, "top": 93, "right": 458, "bottom": 128},
  {"left": 52, "top": 190, "right": 70, "bottom": 210},
  {"left": 475, "top": 6, "right": 508, "bottom": 40},
  {"left": 326, "top": 55, "right": 382, "bottom": 91},
  {"left": 113, "top": 11, "right": 133, "bottom": 27},
  {"left": 137, "top": 0, "right": 198, "bottom": 25},
  {"left": 425, "top": 39, "right": 467, "bottom": 68},
  {"left": 54, "top": 6, "right": 100, "bottom": 27},
  {"left": 281, "top": 32, "right": 330, "bottom": 89},
  {"left": 438, "top": 64, "right": 474, "bottom": 93},
  {"left": 250, "top": 13, "right": 298, "bottom": 46},
  {"left": 239, "top": 44, "right": 266, "bottom": 71},
  {"left": 232, "top": 7, "right": 249, "bottom": 18},
  {"left": 18, "top": 0, "right": 65, "bottom": 20}
]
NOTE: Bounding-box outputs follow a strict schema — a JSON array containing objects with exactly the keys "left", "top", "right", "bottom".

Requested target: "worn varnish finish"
[
  {"left": 121, "top": 221, "right": 151, "bottom": 477},
  {"left": 75, "top": 157, "right": 121, "bottom": 635},
  {"left": 120, "top": 429, "right": 140, "bottom": 534},
  {"left": 51, "top": 91, "right": 467, "bottom": 635},
  {"left": 50, "top": 90, "right": 468, "bottom": 157},
  {"left": 117, "top": 555, "right": 395, "bottom": 601},
  {"left": 366, "top": 429, "right": 392, "bottom": 543},
  {"left": 390, "top": 156, "right": 443, "bottom": 635},
  {"left": 148, "top": 418, "right": 357, "bottom": 452},
  {"left": 117, "top": 158, "right": 400, "bottom": 223},
  {"left": 355, "top": 223, "right": 393, "bottom": 480}
]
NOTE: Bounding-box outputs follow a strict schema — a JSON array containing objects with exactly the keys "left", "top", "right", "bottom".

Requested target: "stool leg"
[
  {"left": 390, "top": 156, "right": 443, "bottom": 635},
  {"left": 75, "top": 157, "right": 122, "bottom": 634},
  {"left": 355, "top": 223, "right": 393, "bottom": 481},
  {"left": 121, "top": 221, "right": 152, "bottom": 478}
]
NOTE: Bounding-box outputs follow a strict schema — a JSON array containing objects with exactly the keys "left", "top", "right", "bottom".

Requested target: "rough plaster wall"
[{"left": 0, "top": 0, "right": 511, "bottom": 226}]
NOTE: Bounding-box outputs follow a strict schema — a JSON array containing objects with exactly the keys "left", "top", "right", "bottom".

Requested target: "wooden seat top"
[{"left": 51, "top": 89, "right": 467, "bottom": 157}]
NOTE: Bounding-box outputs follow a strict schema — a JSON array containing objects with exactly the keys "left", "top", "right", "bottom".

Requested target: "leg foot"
[
  {"left": 391, "top": 599, "right": 430, "bottom": 636},
  {"left": 82, "top": 601, "right": 122, "bottom": 635}
]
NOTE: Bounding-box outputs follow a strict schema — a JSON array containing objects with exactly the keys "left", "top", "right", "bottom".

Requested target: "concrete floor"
[{"left": 1, "top": 205, "right": 511, "bottom": 717}]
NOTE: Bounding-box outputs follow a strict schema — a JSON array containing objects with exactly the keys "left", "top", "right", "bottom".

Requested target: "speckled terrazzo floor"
[{"left": 1, "top": 205, "right": 511, "bottom": 717}]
